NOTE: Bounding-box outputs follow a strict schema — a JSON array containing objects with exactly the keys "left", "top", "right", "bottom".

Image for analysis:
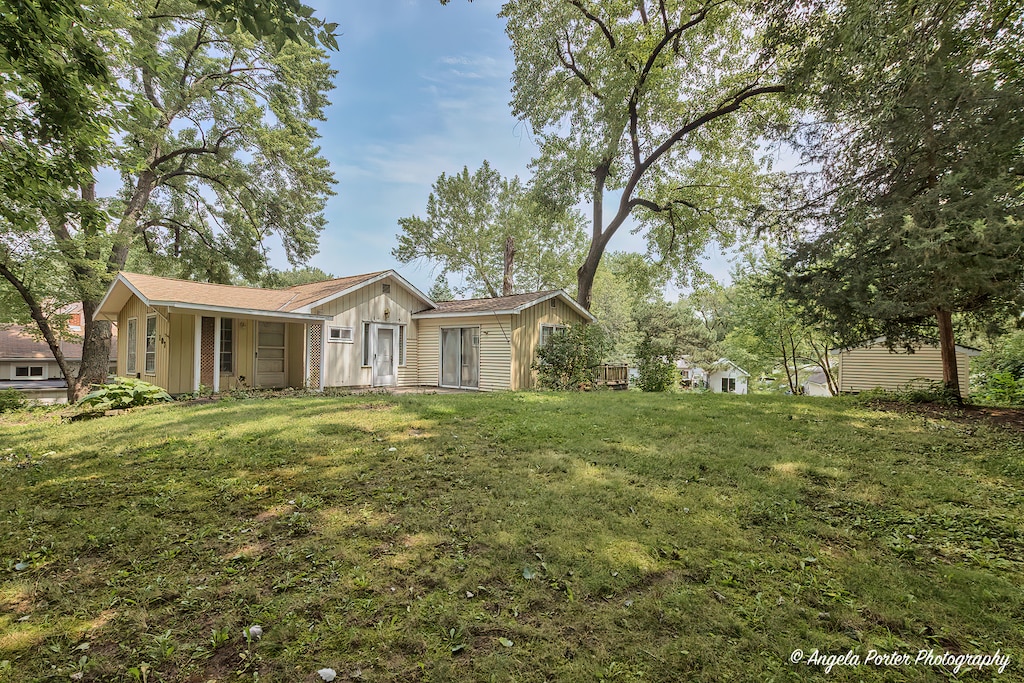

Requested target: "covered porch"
[{"left": 161, "top": 308, "right": 330, "bottom": 395}]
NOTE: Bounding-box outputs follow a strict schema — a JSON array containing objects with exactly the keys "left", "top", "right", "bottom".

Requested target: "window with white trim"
[
  {"left": 220, "top": 318, "right": 234, "bottom": 372},
  {"left": 145, "top": 314, "right": 157, "bottom": 374},
  {"left": 398, "top": 325, "right": 406, "bottom": 366},
  {"left": 721, "top": 377, "right": 736, "bottom": 393},
  {"left": 361, "top": 322, "right": 372, "bottom": 366},
  {"left": 126, "top": 317, "right": 138, "bottom": 374},
  {"left": 329, "top": 326, "right": 354, "bottom": 343},
  {"left": 14, "top": 366, "right": 44, "bottom": 379},
  {"left": 539, "top": 324, "right": 565, "bottom": 349}
]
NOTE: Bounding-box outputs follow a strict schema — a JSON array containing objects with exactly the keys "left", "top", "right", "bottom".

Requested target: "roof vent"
[{"left": 382, "top": 283, "right": 391, "bottom": 294}]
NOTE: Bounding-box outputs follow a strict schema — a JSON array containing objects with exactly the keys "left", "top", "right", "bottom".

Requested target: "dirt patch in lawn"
[{"left": 868, "top": 400, "right": 1024, "bottom": 433}]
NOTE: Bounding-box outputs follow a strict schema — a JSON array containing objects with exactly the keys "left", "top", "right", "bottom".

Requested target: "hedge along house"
[{"left": 95, "top": 270, "right": 594, "bottom": 394}]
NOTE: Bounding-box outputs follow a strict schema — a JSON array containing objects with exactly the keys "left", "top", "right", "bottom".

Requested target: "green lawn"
[{"left": 0, "top": 392, "right": 1021, "bottom": 682}]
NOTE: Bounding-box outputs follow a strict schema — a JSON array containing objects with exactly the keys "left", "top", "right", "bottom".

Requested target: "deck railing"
[{"left": 595, "top": 364, "right": 629, "bottom": 389}]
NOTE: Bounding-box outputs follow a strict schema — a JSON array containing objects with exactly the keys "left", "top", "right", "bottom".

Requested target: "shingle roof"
[
  {"left": 426, "top": 290, "right": 563, "bottom": 315},
  {"left": 118, "top": 271, "right": 386, "bottom": 313},
  {"left": 0, "top": 325, "right": 117, "bottom": 361}
]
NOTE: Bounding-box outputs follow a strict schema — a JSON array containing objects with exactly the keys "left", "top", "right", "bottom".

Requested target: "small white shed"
[{"left": 708, "top": 359, "right": 749, "bottom": 394}]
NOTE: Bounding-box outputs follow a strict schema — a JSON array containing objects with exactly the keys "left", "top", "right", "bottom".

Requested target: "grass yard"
[{"left": 0, "top": 392, "right": 1021, "bottom": 682}]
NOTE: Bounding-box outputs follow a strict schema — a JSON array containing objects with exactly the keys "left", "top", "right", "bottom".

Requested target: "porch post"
[
  {"left": 193, "top": 315, "right": 201, "bottom": 391},
  {"left": 319, "top": 320, "right": 327, "bottom": 391},
  {"left": 213, "top": 316, "right": 221, "bottom": 393}
]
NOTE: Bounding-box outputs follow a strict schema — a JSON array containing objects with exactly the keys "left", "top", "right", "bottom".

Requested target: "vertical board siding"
[
  {"left": 286, "top": 323, "right": 305, "bottom": 388},
  {"left": 312, "top": 276, "right": 425, "bottom": 388},
  {"left": 836, "top": 344, "right": 972, "bottom": 396},
  {"left": 167, "top": 314, "right": 194, "bottom": 395},
  {"left": 512, "top": 298, "right": 590, "bottom": 390},
  {"left": 116, "top": 294, "right": 149, "bottom": 379}
]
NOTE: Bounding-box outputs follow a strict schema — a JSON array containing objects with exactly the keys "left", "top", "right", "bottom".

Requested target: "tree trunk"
[
  {"left": 502, "top": 235, "right": 515, "bottom": 296},
  {"left": 71, "top": 300, "right": 113, "bottom": 402},
  {"left": 577, "top": 163, "right": 610, "bottom": 310},
  {"left": 935, "top": 307, "right": 962, "bottom": 403},
  {"left": 0, "top": 261, "right": 76, "bottom": 400}
]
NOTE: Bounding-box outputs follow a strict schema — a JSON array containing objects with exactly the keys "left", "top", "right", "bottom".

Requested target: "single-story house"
[
  {"left": 94, "top": 270, "right": 594, "bottom": 394},
  {"left": 708, "top": 359, "right": 749, "bottom": 394},
  {"left": 0, "top": 305, "right": 117, "bottom": 403},
  {"left": 801, "top": 368, "right": 833, "bottom": 397},
  {"left": 831, "top": 337, "right": 980, "bottom": 395}
]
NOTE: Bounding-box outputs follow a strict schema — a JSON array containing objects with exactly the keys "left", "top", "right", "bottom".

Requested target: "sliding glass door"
[{"left": 440, "top": 327, "right": 479, "bottom": 389}]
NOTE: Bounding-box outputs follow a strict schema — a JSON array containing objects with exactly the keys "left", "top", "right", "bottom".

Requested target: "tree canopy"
[
  {"left": 766, "top": 0, "right": 1024, "bottom": 400},
  {"left": 501, "top": 0, "right": 788, "bottom": 309},
  {"left": 394, "top": 160, "right": 586, "bottom": 298},
  {"left": 0, "top": 0, "right": 337, "bottom": 399}
]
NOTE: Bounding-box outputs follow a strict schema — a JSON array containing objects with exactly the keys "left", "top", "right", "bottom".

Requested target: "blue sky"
[{"left": 294, "top": 0, "right": 733, "bottom": 294}]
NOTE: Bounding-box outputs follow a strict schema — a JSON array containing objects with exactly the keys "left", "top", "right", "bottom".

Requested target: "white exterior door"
[
  {"left": 373, "top": 324, "right": 397, "bottom": 386},
  {"left": 256, "top": 321, "right": 287, "bottom": 388}
]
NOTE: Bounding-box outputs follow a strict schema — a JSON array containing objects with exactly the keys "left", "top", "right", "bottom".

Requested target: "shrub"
[
  {"left": 0, "top": 388, "right": 27, "bottom": 413},
  {"left": 975, "top": 371, "right": 1024, "bottom": 405},
  {"left": 634, "top": 338, "right": 680, "bottom": 392},
  {"left": 77, "top": 377, "right": 173, "bottom": 411},
  {"left": 533, "top": 324, "right": 609, "bottom": 391}
]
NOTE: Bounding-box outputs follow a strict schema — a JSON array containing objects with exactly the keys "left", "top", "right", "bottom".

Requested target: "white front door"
[
  {"left": 256, "top": 321, "right": 287, "bottom": 388},
  {"left": 373, "top": 324, "right": 397, "bottom": 386}
]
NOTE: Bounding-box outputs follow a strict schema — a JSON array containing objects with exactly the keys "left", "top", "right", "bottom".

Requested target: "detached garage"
[{"left": 833, "top": 337, "right": 979, "bottom": 396}]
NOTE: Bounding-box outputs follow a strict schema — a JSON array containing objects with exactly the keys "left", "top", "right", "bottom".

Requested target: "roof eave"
[
  {"left": 159, "top": 302, "right": 331, "bottom": 321},
  {"left": 413, "top": 309, "right": 518, "bottom": 319}
]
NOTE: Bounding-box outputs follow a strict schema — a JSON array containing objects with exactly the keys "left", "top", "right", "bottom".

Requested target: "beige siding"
[
  {"left": 167, "top": 314, "right": 195, "bottom": 395},
  {"left": 416, "top": 315, "right": 514, "bottom": 391},
  {"left": 233, "top": 320, "right": 255, "bottom": 389},
  {"left": 399, "top": 330, "right": 418, "bottom": 387},
  {"left": 511, "top": 298, "right": 590, "bottom": 390},
  {"left": 313, "top": 275, "right": 424, "bottom": 388},
  {"left": 837, "top": 344, "right": 972, "bottom": 396},
  {"left": 286, "top": 323, "right": 305, "bottom": 388},
  {"left": 116, "top": 294, "right": 169, "bottom": 388}
]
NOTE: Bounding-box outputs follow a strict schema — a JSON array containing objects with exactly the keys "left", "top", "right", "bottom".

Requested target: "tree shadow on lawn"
[{"left": 1, "top": 392, "right": 1022, "bottom": 681}]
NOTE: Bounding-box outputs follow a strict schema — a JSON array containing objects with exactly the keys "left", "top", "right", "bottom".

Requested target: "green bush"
[
  {"left": 77, "top": 377, "right": 173, "bottom": 411},
  {"left": 975, "top": 371, "right": 1024, "bottom": 405},
  {"left": 0, "top": 388, "right": 27, "bottom": 413},
  {"left": 634, "top": 338, "right": 680, "bottom": 392},
  {"left": 533, "top": 324, "right": 609, "bottom": 391}
]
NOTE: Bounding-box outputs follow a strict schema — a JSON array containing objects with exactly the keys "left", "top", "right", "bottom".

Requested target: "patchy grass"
[{"left": 0, "top": 392, "right": 1021, "bottom": 682}]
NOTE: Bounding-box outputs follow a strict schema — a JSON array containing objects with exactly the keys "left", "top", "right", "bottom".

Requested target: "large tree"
[
  {"left": 768, "top": 0, "right": 1024, "bottom": 401},
  {"left": 501, "top": 0, "right": 788, "bottom": 309},
  {"left": 394, "top": 160, "right": 586, "bottom": 298},
  {"left": 0, "top": 0, "right": 336, "bottom": 400}
]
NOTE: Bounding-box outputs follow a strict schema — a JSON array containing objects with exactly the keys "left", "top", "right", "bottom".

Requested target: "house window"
[
  {"left": 539, "top": 324, "right": 565, "bottom": 349},
  {"left": 15, "top": 366, "right": 44, "bottom": 378},
  {"left": 398, "top": 325, "right": 406, "bottom": 366},
  {"left": 362, "top": 322, "right": 372, "bottom": 366},
  {"left": 329, "top": 326, "right": 354, "bottom": 343},
  {"left": 126, "top": 317, "right": 138, "bottom": 374},
  {"left": 220, "top": 318, "right": 234, "bottom": 373},
  {"left": 722, "top": 377, "right": 736, "bottom": 393},
  {"left": 145, "top": 314, "right": 157, "bottom": 374}
]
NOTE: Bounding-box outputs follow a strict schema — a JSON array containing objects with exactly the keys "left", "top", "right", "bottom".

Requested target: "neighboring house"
[
  {"left": 94, "top": 270, "right": 594, "bottom": 394},
  {"left": 675, "top": 357, "right": 707, "bottom": 389},
  {"left": 801, "top": 368, "right": 833, "bottom": 397},
  {"left": 708, "top": 359, "right": 750, "bottom": 394},
  {"left": 0, "top": 305, "right": 117, "bottom": 403},
  {"left": 832, "top": 337, "right": 980, "bottom": 396}
]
